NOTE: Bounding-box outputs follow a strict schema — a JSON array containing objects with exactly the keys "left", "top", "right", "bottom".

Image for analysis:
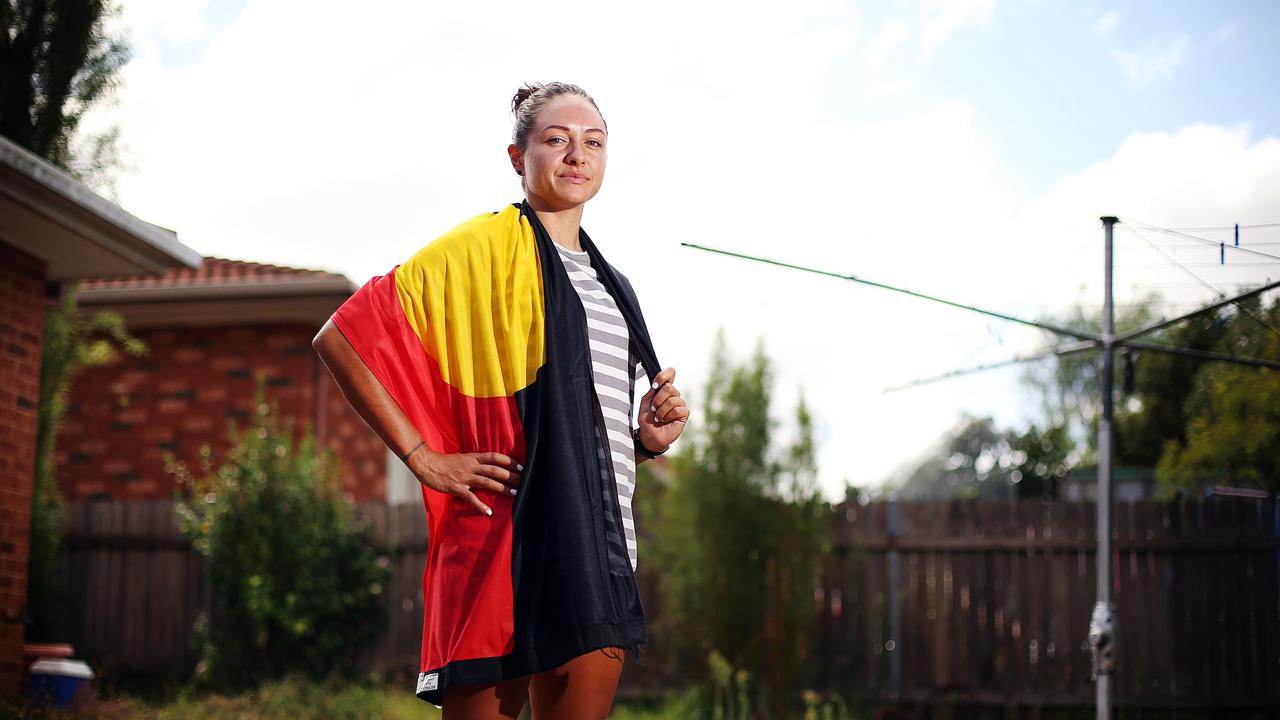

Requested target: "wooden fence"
[
  {"left": 814, "top": 498, "right": 1280, "bottom": 711},
  {"left": 56, "top": 497, "right": 1279, "bottom": 709}
]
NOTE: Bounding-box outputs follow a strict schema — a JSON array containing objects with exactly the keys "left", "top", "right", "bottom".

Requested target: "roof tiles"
[{"left": 79, "top": 257, "right": 349, "bottom": 290}]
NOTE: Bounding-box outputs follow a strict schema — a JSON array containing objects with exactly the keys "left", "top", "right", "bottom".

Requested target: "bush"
[
  {"left": 30, "top": 286, "right": 147, "bottom": 642},
  {"left": 172, "top": 386, "right": 390, "bottom": 689},
  {"left": 647, "top": 335, "right": 829, "bottom": 717}
]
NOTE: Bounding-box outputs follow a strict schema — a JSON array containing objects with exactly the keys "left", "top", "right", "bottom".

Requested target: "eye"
[
  {"left": 546, "top": 136, "right": 566, "bottom": 145},
  {"left": 586, "top": 139, "right": 604, "bottom": 148}
]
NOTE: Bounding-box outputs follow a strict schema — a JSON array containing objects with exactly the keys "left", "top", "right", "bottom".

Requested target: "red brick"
[
  {"left": 58, "top": 323, "right": 385, "bottom": 502},
  {"left": 0, "top": 241, "right": 41, "bottom": 695},
  {"left": 155, "top": 398, "right": 188, "bottom": 414}
]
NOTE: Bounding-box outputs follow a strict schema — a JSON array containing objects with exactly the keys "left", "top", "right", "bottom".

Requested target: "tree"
[
  {"left": 1023, "top": 290, "right": 1280, "bottom": 495},
  {"left": 1020, "top": 296, "right": 1168, "bottom": 464},
  {"left": 0, "top": 0, "right": 130, "bottom": 192},
  {"left": 173, "top": 387, "right": 390, "bottom": 688},
  {"left": 1156, "top": 295, "right": 1280, "bottom": 493},
  {"left": 28, "top": 284, "right": 145, "bottom": 642},
  {"left": 894, "top": 416, "right": 1072, "bottom": 500},
  {"left": 646, "top": 332, "right": 829, "bottom": 717}
]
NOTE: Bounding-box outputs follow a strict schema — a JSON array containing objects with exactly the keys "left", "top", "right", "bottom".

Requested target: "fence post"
[{"left": 887, "top": 499, "right": 901, "bottom": 697}]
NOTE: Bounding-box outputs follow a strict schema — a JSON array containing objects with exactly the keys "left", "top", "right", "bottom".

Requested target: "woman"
[{"left": 312, "top": 82, "right": 688, "bottom": 719}]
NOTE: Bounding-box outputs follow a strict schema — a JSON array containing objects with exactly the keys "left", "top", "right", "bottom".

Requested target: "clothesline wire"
[
  {"left": 1115, "top": 261, "right": 1280, "bottom": 269},
  {"left": 1123, "top": 226, "right": 1222, "bottom": 296},
  {"left": 1169, "top": 222, "right": 1280, "bottom": 231},
  {"left": 1126, "top": 220, "right": 1280, "bottom": 263},
  {"left": 1180, "top": 242, "right": 1280, "bottom": 249},
  {"left": 1124, "top": 229, "right": 1280, "bottom": 337}
]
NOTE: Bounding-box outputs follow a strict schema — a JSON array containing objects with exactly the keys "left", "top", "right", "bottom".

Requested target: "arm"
[{"left": 312, "top": 319, "right": 521, "bottom": 514}]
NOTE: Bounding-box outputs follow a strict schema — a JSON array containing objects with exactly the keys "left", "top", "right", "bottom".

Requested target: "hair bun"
[
  {"left": 512, "top": 84, "right": 543, "bottom": 114},
  {"left": 509, "top": 82, "right": 603, "bottom": 151}
]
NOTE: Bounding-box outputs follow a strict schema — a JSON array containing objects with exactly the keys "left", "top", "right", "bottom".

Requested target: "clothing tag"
[{"left": 417, "top": 672, "right": 439, "bottom": 693}]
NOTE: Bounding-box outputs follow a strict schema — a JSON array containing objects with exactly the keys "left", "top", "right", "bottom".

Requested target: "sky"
[{"left": 89, "top": 0, "right": 1280, "bottom": 499}]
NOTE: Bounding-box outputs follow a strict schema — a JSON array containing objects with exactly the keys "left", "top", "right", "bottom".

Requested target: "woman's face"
[{"left": 508, "top": 95, "right": 607, "bottom": 212}]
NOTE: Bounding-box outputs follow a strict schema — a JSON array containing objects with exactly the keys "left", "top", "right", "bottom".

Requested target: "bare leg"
[
  {"left": 442, "top": 675, "right": 531, "bottom": 720},
  {"left": 528, "top": 647, "right": 626, "bottom": 720}
]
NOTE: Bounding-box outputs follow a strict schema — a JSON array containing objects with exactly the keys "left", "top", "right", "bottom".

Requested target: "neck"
[{"left": 529, "top": 202, "right": 585, "bottom": 252}]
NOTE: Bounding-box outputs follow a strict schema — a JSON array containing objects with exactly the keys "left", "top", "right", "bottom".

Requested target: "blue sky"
[
  {"left": 100, "top": 1, "right": 1280, "bottom": 497},
  {"left": 828, "top": 1, "right": 1280, "bottom": 199}
]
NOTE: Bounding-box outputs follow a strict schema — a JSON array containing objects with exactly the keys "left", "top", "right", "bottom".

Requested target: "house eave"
[{"left": 0, "top": 135, "right": 202, "bottom": 280}]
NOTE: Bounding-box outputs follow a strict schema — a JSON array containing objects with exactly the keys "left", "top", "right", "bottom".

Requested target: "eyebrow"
[{"left": 541, "top": 124, "right": 607, "bottom": 135}]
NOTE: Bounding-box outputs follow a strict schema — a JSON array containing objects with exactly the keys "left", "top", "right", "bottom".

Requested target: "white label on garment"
[{"left": 417, "top": 672, "right": 439, "bottom": 693}]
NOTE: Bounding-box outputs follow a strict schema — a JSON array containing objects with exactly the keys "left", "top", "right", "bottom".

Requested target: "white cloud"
[
  {"left": 917, "top": 0, "right": 998, "bottom": 61},
  {"left": 861, "top": 0, "right": 997, "bottom": 70},
  {"left": 1111, "top": 33, "right": 1191, "bottom": 86},
  {"left": 114, "top": 0, "right": 213, "bottom": 60},
  {"left": 1093, "top": 11, "right": 1121, "bottom": 36},
  {"left": 1021, "top": 123, "right": 1280, "bottom": 313},
  {"left": 870, "top": 77, "right": 916, "bottom": 97},
  {"left": 867, "top": 19, "right": 910, "bottom": 67}
]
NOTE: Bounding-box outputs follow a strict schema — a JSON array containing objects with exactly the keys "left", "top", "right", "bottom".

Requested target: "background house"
[
  {"left": 56, "top": 258, "right": 418, "bottom": 505},
  {"left": 0, "top": 134, "right": 201, "bottom": 693},
  {"left": 1059, "top": 467, "right": 1156, "bottom": 502}
]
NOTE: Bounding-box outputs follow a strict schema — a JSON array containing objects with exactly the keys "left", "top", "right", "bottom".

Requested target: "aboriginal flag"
[{"left": 330, "top": 201, "right": 661, "bottom": 706}]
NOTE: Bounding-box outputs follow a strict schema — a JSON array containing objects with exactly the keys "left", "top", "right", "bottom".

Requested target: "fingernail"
[
  {"left": 484, "top": 506, "right": 493, "bottom": 516},
  {"left": 650, "top": 404, "right": 656, "bottom": 413},
  {"left": 652, "top": 381, "right": 660, "bottom": 390},
  {"left": 509, "top": 488, "right": 518, "bottom": 496},
  {"left": 516, "top": 463, "right": 524, "bottom": 472}
]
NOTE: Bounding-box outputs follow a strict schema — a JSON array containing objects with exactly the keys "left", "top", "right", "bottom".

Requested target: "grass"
[
  {"left": 2, "top": 676, "right": 704, "bottom": 720},
  {"left": 5, "top": 676, "right": 436, "bottom": 720}
]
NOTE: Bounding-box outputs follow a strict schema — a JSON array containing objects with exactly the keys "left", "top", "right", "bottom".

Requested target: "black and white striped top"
[{"left": 554, "top": 243, "right": 641, "bottom": 571}]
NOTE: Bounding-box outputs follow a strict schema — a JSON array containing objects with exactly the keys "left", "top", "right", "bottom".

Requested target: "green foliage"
[
  {"left": 1020, "top": 296, "right": 1164, "bottom": 463},
  {"left": 172, "top": 387, "right": 390, "bottom": 689},
  {"left": 662, "top": 651, "right": 855, "bottom": 720},
  {"left": 1024, "top": 291, "right": 1280, "bottom": 494},
  {"left": 5, "top": 676, "right": 442, "bottom": 720},
  {"left": 1155, "top": 295, "right": 1280, "bottom": 493},
  {"left": 29, "top": 284, "right": 145, "bottom": 641},
  {"left": 707, "top": 650, "right": 752, "bottom": 720},
  {"left": 648, "top": 331, "right": 829, "bottom": 718},
  {"left": 0, "top": 0, "right": 131, "bottom": 193},
  {"left": 895, "top": 416, "right": 1073, "bottom": 500}
]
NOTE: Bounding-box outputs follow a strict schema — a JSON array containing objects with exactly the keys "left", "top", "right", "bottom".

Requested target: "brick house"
[
  {"left": 57, "top": 257, "right": 409, "bottom": 504},
  {"left": 0, "top": 135, "right": 201, "bottom": 694}
]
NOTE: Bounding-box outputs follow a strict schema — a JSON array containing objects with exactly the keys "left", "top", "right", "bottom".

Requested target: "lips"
[{"left": 559, "top": 173, "right": 590, "bottom": 184}]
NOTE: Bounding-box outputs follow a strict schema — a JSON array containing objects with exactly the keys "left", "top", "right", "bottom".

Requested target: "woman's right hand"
[{"left": 408, "top": 448, "right": 523, "bottom": 516}]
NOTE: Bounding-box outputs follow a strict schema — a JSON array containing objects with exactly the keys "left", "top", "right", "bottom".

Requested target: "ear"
[{"left": 507, "top": 143, "right": 524, "bottom": 176}]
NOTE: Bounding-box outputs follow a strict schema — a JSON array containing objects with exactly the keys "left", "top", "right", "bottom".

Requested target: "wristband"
[
  {"left": 399, "top": 440, "right": 426, "bottom": 464},
  {"left": 633, "top": 428, "right": 669, "bottom": 459}
]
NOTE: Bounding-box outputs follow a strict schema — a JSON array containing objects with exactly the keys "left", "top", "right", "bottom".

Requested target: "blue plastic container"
[{"left": 28, "top": 658, "right": 94, "bottom": 708}]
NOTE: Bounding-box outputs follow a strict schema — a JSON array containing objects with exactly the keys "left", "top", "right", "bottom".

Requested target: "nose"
[{"left": 566, "top": 143, "right": 586, "bottom": 166}]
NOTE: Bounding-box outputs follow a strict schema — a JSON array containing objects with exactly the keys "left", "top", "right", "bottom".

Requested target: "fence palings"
[
  {"left": 817, "top": 497, "right": 1280, "bottom": 709},
  {"left": 56, "top": 497, "right": 1279, "bottom": 709}
]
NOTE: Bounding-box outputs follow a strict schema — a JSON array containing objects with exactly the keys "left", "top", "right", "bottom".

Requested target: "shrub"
[
  {"left": 172, "top": 386, "right": 390, "bottom": 689},
  {"left": 30, "top": 286, "right": 147, "bottom": 642}
]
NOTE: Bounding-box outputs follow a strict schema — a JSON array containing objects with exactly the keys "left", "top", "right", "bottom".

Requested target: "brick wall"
[
  {"left": 0, "top": 241, "right": 45, "bottom": 694},
  {"left": 57, "top": 323, "right": 387, "bottom": 503}
]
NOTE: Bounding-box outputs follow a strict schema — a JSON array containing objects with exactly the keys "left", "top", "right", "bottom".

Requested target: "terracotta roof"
[{"left": 79, "top": 256, "right": 350, "bottom": 291}]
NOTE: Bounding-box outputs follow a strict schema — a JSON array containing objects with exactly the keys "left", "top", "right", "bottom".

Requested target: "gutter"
[{"left": 0, "top": 135, "right": 202, "bottom": 274}]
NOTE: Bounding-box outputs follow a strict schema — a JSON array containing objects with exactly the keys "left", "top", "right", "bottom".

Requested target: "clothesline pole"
[{"left": 1089, "top": 217, "right": 1118, "bottom": 720}]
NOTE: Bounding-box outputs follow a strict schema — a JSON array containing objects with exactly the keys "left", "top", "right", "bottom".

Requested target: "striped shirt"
[{"left": 555, "top": 242, "right": 641, "bottom": 571}]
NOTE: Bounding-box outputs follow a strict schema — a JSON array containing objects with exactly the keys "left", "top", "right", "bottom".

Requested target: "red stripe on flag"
[{"left": 333, "top": 267, "right": 522, "bottom": 666}]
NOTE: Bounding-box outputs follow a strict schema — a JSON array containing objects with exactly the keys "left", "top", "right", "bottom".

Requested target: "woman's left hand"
[{"left": 637, "top": 367, "right": 689, "bottom": 456}]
